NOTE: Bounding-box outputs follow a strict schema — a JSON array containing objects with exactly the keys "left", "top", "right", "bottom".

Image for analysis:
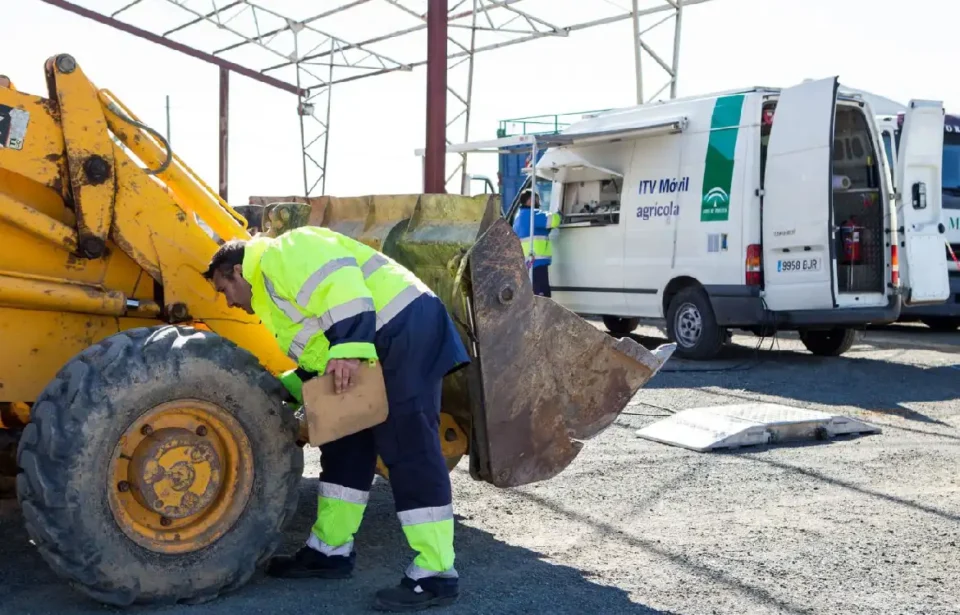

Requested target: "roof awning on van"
[
  {"left": 412, "top": 117, "right": 688, "bottom": 156},
  {"left": 535, "top": 150, "right": 623, "bottom": 182},
  {"left": 538, "top": 116, "right": 687, "bottom": 147}
]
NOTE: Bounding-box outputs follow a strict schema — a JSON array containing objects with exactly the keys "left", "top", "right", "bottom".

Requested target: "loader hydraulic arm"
[{"left": 0, "top": 55, "right": 293, "bottom": 404}]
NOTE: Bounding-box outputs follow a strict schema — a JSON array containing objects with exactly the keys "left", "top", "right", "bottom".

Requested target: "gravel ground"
[{"left": 1, "top": 324, "right": 958, "bottom": 615}]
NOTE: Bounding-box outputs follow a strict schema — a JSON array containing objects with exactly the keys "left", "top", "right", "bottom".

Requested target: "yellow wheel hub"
[{"left": 108, "top": 400, "right": 254, "bottom": 554}]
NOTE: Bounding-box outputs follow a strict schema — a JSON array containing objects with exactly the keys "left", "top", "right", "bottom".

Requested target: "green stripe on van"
[{"left": 700, "top": 94, "right": 745, "bottom": 222}]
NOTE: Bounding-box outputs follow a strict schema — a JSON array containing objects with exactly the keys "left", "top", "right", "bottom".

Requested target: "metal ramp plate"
[{"left": 635, "top": 403, "right": 881, "bottom": 452}]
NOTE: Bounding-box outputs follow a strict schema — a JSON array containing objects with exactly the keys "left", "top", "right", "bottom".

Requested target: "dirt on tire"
[{"left": 16, "top": 325, "right": 304, "bottom": 606}]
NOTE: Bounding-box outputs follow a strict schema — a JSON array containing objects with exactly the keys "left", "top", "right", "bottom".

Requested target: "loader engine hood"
[{"left": 245, "top": 194, "right": 674, "bottom": 487}]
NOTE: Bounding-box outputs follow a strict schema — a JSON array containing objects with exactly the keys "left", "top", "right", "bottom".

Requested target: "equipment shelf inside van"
[{"left": 514, "top": 77, "right": 951, "bottom": 360}]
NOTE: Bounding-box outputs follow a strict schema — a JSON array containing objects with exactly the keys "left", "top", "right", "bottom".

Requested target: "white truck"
[{"left": 522, "top": 76, "right": 951, "bottom": 359}]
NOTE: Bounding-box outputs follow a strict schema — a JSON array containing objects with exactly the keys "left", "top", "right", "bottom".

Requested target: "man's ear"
[{"left": 232, "top": 263, "right": 244, "bottom": 278}]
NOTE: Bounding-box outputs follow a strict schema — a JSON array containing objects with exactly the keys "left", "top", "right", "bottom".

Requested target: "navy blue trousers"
[
  {"left": 532, "top": 264, "right": 551, "bottom": 297},
  {"left": 317, "top": 376, "right": 451, "bottom": 513}
]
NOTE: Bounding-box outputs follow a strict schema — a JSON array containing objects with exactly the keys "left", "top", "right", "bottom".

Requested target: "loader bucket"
[{"left": 248, "top": 194, "right": 672, "bottom": 488}]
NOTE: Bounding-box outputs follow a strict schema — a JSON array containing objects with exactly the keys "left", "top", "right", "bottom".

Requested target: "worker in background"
[
  {"left": 512, "top": 189, "right": 561, "bottom": 297},
  {"left": 205, "top": 227, "right": 469, "bottom": 612}
]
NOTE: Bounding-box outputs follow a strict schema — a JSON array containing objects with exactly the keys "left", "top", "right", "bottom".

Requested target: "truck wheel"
[
  {"left": 666, "top": 287, "right": 725, "bottom": 360},
  {"left": 16, "top": 326, "right": 303, "bottom": 606},
  {"left": 602, "top": 315, "right": 640, "bottom": 338},
  {"left": 920, "top": 318, "right": 960, "bottom": 332},
  {"left": 799, "top": 328, "right": 857, "bottom": 356}
]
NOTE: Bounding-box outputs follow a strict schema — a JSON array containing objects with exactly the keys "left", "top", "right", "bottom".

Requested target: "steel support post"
[
  {"left": 218, "top": 67, "right": 229, "bottom": 201},
  {"left": 425, "top": 0, "right": 449, "bottom": 193}
]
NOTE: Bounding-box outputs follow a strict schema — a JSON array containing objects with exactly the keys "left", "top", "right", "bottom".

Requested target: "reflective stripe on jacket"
[
  {"left": 242, "top": 226, "right": 433, "bottom": 375},
  {"left": 513, "top": 207, "right": 561, "bottom": 267}
]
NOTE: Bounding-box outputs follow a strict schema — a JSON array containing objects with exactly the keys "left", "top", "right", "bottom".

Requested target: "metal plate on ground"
[{"left": 635, "top": 403, "right": 881, "bottom": 452}]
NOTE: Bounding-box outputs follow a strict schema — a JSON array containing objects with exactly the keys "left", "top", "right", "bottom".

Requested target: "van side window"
[
  {"left": 560, "top": 176, "right": 622, "bottom": 225},
  {"left": 759, "top": 102, "right": 776, "bottom": 188}
]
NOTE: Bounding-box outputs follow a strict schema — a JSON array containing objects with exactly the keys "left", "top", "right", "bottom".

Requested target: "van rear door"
[
  {"left": 761, "top": 77, "right": 838, "bottom": 311},
  {"left": 897, "top": 100, "right": 950, "bottom": 305}
]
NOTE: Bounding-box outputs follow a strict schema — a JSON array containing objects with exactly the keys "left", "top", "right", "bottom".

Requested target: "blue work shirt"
[{"left": 513, "top": 206, "right": 561, "bottom": 268}]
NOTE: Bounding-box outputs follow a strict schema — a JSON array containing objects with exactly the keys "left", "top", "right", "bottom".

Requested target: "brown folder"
[{"left": 301, "top": 361, "right": 389, "bottom": 446}]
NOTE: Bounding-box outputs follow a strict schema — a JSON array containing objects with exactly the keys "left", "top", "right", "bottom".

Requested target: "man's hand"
[{"left": 327, "top": 359, "right": 361, "bottom": 394}]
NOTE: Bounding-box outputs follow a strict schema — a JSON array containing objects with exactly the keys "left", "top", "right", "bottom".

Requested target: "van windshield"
[{"left": 942, "top": 133, "right": 960, "bottom": 206}]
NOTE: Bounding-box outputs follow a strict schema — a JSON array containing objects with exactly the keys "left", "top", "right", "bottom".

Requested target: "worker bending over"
[
  {"left": 512, "top": 189, "right": 561, "bottom": 297},
  {"left": 205, "top": 227, "right": 469, "bottom": 612}
]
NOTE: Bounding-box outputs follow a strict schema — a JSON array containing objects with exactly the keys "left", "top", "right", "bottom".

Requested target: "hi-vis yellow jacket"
[{"left": 242, "top": 227, "right": 432, "bottom": 379}]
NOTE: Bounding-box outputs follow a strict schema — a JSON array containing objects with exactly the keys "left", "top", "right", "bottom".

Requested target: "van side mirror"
[{"left": 911, "top": 182, "right": 927, "bottom": 210}]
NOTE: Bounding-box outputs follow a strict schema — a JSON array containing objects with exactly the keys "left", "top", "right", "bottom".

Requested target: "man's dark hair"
[
  {"left": 204, "top": 239, "right": 247, "bottom": 280},
  {"left": 519, "top": 190, "right": 532, "bottom": 206}
]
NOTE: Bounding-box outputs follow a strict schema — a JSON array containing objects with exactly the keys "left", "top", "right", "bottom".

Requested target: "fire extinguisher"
[{"left": 841, "top": 217, "right": 862, "bottom": 265}]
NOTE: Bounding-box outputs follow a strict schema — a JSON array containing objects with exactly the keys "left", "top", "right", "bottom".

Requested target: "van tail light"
[
  {"left": 746, "top": 244, "right": 763, "bottom": 286},
  {"left": 891, "top": 244, "right": 900, "bottom": 287}
]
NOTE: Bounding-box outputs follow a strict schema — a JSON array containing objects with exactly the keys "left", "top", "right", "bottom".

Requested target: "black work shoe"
[
  {"left": 373, "top": 576, "right": 459, "bottom": 612},
  {"left": 266, "top": 546, "right": 355, "bottom": 579}
]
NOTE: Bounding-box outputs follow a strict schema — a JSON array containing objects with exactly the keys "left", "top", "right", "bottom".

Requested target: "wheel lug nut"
[
  {"left": 117, "top": 481, "right": 130, "bottom": 492},
  {"left": 141, "top": 424, "right": 153, "bottom": 436},
  {"left": 196, "top": 425, "right": 207, "bottom": 437}
]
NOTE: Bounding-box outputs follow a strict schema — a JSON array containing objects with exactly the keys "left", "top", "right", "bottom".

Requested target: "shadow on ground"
[
  {"left": 623, "top": 330, "right": 958, "bottom": 422},
  {"left": 0, "top": 478, "right": 670, "bottom": 615}
]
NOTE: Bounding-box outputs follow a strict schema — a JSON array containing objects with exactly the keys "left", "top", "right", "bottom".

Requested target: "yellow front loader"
[{"left": 0, "top": 55, "right": 671, "bottom": 606}]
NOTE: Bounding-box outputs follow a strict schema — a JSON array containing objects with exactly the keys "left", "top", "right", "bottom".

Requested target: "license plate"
[{"left": 777, "top": 257, "right": 821, "bottom": 273}]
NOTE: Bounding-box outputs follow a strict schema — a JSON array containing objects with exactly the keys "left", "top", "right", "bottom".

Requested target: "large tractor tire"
[{"left": 16, "top": 326, "right": 304, "bottom": 606}]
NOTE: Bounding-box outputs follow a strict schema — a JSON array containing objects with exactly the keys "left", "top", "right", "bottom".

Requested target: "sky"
[{"left": 2, "top": 0, "right": 956, "bottom": 203}]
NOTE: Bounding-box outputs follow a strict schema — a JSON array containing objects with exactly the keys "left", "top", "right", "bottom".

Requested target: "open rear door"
[
  {"left": 762, "top": 77, "right": 838, "bottom": 311},
  {"left": 896, "top": 100, "right": 950, "bottom": 305}
]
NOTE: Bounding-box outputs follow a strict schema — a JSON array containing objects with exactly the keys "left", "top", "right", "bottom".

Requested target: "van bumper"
[
  {"left": 898, "top": 273, "right": 960, "bottom": 319},
  {"left": 704, "top": 285, "right": 902, "bottom": 329}
]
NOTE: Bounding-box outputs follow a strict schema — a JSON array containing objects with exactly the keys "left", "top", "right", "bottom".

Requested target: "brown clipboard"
[{"left": 301, "top": 361, "right": 389, "bottom": 446}]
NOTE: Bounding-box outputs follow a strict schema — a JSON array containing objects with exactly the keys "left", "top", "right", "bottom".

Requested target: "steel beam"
[
  {"left": 38, "top": 0, "right": 304, "bottom": 95},
  {"left": 424, "top": 0, "right": 448, "bottom": 193}
]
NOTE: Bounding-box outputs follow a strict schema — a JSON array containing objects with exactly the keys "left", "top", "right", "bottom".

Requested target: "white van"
[{"left": 529, "top": 76, "right": 950, "bottom": 359}]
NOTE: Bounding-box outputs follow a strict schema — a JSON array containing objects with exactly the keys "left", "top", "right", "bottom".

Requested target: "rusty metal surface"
[
  {"left": 129, "top": 427, "right": 222, "bottom": 520},
  {"left": 466, "top": 219, "right": 668, "bottom": 488}
]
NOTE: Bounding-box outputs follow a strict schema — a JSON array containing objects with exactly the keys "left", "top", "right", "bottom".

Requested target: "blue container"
[{"left": 498, "top": 145, "right": 550, "bottom": 216}]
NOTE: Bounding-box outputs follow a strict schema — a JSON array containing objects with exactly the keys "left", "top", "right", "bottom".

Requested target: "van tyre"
[
  {"left": 799, "top": 328, "right": 857, "bottom": 357},
  {"left": 602, "top": 315, "right": 640, "bottom": 338},
  {"left": 666, "top": 287, "right": 725, "bottom": 360},
  {"left": 16, "top": 326, "right": 304, "bottom": 606}
]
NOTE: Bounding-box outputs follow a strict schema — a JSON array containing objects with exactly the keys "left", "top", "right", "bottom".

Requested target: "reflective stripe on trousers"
[
  {"left": 308, "top": 481, "right": 369, "bottom": 556},
  {"left": 398, "top": 504, "right": 457, "bottom": 578}
]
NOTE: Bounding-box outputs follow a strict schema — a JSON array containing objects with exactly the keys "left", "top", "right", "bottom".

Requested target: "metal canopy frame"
[{"left": 40, "top": 0, "right": 716, "bottom": 197}]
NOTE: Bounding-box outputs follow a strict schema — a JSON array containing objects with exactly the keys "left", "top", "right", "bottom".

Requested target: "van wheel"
[
  {"left": 666, "top": 287, "right": 725, "bottom": 360},
  {"left": 920, "top": 317, "right": 960, "bottom": 332},
  {"left": 602, "top": 316, "right": 640, "bottom": 338},
  {"left": 799, "top": 328, "right": 857, "bottom": 356}
]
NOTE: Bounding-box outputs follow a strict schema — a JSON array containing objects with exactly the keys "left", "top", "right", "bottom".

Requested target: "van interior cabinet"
[
  {"left": 561, "top": 178, "right": 622, "bottom": 225},
  {"left": 832, "top": 105, "right": 886, "bottom": 295}
]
